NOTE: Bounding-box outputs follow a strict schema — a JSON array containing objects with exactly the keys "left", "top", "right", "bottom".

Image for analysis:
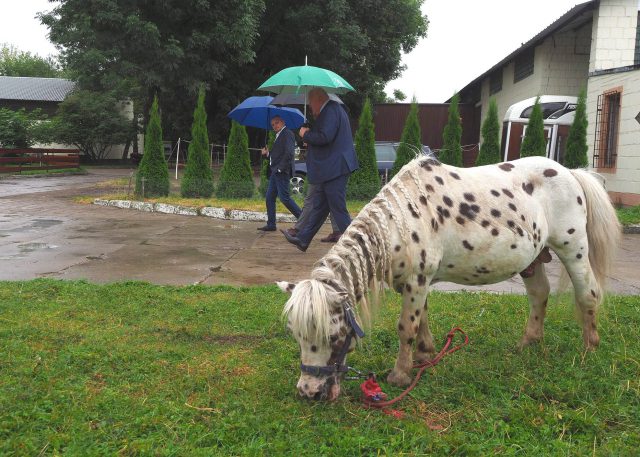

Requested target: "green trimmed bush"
[
  {"left": 475, "top": 98, "right": 501, "bottom": 166},
  {"left": 520, "top": 96, "right": 547, "bottom": 157},
  {"left": 391, "top": 99, "right": 422, "bottom": 177},
  {"left": 564, "top": 89, "right": 589, "bottom": 168},
  {"left": 258, "top": 131, "right": 275, "bottom": 197},
  {"left": 348, "top": 98, "right": 380, "bottom": 199},
  {"left": 135, "top": 96, "right": 169, "bottom": 197},
  {"left": 217, "top": 121, "right": 254, "bottom": 198},
  {"left": 181, "top": 86, "right": 214, "bottom": 198},
  {"left": 439, "top": 92, "right": 463, "bottom": 167}
]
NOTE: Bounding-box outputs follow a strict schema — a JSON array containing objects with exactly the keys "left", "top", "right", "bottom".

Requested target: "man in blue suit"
[
  {"left": 281, "top": 87, "right": 358, "bottom": 251},
  {"left": 258, "top": 116, "right": 302, "bottom": 231}
]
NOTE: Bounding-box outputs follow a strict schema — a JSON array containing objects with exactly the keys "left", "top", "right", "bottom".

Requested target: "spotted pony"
[{"left": 278, "top": 156, "right": 621, "bottom": 401}]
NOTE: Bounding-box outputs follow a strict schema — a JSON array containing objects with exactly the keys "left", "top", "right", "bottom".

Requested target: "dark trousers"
[
  {"left": 265, "top": 172, "right": 302, "bottom": 228},
  {"left": 297, "top": 174, "right": 351, "bottom": 245}
]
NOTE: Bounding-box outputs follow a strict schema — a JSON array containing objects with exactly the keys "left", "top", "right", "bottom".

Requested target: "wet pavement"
[{"left": 0, "top": 168, "right": 638, "bottom": 295}]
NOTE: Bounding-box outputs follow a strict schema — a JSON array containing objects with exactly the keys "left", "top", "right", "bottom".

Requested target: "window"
[
  {"left": 514, "top": 48, "right": 535, "bottom": 83},
  {"left": 489, "top": 69, "right": 503, "bottom": 95},
  {"left": 520, "top": 102, "right": 567, "bottom": 119},
  {"left": 593, "top": 90, "right": 621, "bottom": 168}
]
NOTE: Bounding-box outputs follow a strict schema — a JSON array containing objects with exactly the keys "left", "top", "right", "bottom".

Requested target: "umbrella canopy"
[
  {"left": 257, "top": 65, "right": 354, "bottom": 94},
  {"left": 271, "top": 92, "right": 344, "bottom": 106},
  {"left": 227, "top": 96, "right": 305, "bottom": 130}
]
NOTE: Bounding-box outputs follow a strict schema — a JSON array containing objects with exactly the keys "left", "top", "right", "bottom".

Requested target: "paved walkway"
[{"left": 1, "top": 168, "right": 638, "bottom": 295}]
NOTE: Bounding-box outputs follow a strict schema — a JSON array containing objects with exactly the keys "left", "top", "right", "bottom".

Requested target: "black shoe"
[
  {"left": 257, "top": 225, "right": 276, "bottom": 232},
  {"left": 280, "top": 229, "right": 309, "bottom": 252}
]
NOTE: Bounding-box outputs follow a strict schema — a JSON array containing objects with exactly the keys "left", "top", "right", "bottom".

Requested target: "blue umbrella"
[{"left": 227, "top": 96, "right": 305, "bottom": 130}]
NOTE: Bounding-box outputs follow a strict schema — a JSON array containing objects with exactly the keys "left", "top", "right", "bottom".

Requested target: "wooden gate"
[{"left": 0, "top": 148, "right": 80, "bottom": 173}]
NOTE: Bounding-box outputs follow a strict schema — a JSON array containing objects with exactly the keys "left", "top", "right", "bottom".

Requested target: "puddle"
[
  {"left": 18, "top": 243, "right": 58, "bottom": 253},
  {"left": 31, "top": 219, "right": 63, "bottom": 229}
]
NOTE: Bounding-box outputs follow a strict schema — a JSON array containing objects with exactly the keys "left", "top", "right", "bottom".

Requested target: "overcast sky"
[{"left": 2, "top": 0, "right": 586, "bottom": 102}]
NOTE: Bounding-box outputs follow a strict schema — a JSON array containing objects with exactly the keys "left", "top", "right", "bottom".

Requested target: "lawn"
[{"left": 1, "top": 280, "right": 638, "bottom": 455}]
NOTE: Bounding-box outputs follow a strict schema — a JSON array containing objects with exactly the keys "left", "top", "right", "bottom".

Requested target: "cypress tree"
[
  {"left": 564, "top": 89, "right": 589, "bottom": 168},
  {"left": 258, "top": 130, "right": 276, "bottom": 197},
  {"left": 391, "top": 99, "right": 422, "bottom": 177},
  {"left": 475, "top": 98, "right": 501, "bottom": 166},
  {"left": 181, "top": 86, "right": 214, "bottom": 197},
  {"left": 217, "top": 121, "right": 254, "bottom": 198},
  {"left": 439, "top": 92, "right": 463, "bottom": 167},
  {"left": 348, "top": 98, "right": 380, "bottom": 199},
  {"left": 520, "top": 96, "right": 547, "bottom": 157},
  {"left": 135, "top": 96, "right": 169, "bottom": 197}
]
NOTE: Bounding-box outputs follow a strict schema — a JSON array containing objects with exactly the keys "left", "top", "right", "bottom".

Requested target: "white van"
[{"left": 501, "top": 95, "right": 578, "bottom": 163}]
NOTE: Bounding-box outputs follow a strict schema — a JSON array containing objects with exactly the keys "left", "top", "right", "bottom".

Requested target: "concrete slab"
[{"left": 0, "top": 168, "right": 638, "bottom": 295}]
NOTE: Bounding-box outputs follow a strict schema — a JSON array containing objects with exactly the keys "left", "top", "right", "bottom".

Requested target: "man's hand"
[
  {"left": 299, "top": 127, "right": 309, "bottom": 138},
  {"left": 261, "top": 147, "right": 268, "bottom": 156}
]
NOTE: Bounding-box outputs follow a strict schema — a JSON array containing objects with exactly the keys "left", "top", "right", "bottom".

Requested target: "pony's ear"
[{"left": 276, "top": 281, "right": 296, "bottom": 294}]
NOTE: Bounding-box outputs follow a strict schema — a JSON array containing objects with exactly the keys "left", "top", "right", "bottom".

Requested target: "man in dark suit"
[
  {"left": 281, "top": 87, "right": 358, "bottom": 251},
  {"left": 258, "top": 115, "right": 302, "bottom": 231}
]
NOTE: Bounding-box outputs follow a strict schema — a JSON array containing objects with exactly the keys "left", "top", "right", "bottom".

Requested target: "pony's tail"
[{"left": 569, "top": 169, "right": 621, "bottom": 294}]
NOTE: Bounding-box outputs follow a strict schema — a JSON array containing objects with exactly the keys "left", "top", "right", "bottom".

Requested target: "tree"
[
  {"left": 391, "top": 100, "right": 422, "bottom": 177},
  {"left": 40, "top": 0, "right": 264, "bottom": 140},
  {"left": 136, "top": 96, "right": 169, "bottom": 197},
  {"left": 52, "top": 90, "right": 132, "bottom": 161},
  {"left": 0, "top": 108, "right": 47, "bottom": 148},
  {"left": 258, "top": 130, "right": 276, "bottom": 197},
  {"left": 0, "top": 44, "right": 63, "bottom": 78},
  {"left": 475, "top": 98, "right": 501, "bottom": 166},
  {"left": 348, "top": 98, "right": 380, "bottom": 199},
  {"left": 520, "top": 96, "right": 547, "bottom": 157},
  {"left": 217, "top": 121, "right": 254, "bottom": 198},
  {"left": 393, "top": 89, "right": 407, "bottom": 102},
  {"left": 181, "top": 86, "right": 214, "bottom": 198},
  {"left": 439, "top": 92, "right": 463, "bottom": 167},
  {"left": 41, "top": 1, "right": 428, "bottom": 141},
  {"left": 564, "top": 89, "right": 589, "bottom": 168}
]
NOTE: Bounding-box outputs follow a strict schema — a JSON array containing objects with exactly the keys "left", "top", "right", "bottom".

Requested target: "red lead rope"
[{"left": 361, "top": 327, "right": 469, "bottom": 412}]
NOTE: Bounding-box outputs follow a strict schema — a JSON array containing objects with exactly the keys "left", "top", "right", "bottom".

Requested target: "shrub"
[
  {"left": 181, "top": 86, "right": 214, "bottom": 198},
  {"left": 135, "top": 96, "right": 169, "bottom": 197},
  {"left": 475, "top": 98, "right": 501, "bottom": 166},
  {"left": 391, "top": 99, "right": 422, "bottom": 177},
  {"left": 520, "top": 96, "right": 546, "bottom": 157},
  {"left": 217, "top": 121, "right": 254, "bottom": 198},
  {"left": 564, "top": 89, "right": 589, "bottom": 168},
  {"left": 348, "top": 98, "right": 380, "bottom": 199},
  {"left": 439, "top": 92, "right": 463, "bottom": 167}
]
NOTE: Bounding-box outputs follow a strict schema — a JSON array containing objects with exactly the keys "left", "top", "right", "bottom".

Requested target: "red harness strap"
[{"left": 361, "top": 327, "right": 469, "bottom": 412}]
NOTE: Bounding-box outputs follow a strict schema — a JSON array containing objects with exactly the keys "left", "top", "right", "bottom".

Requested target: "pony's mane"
[
  {"left": 284, "top": 155, "right": 437, "bottom": 341},
  {"left": 310, "top": 156, "right": 435, "bottom": 329}
]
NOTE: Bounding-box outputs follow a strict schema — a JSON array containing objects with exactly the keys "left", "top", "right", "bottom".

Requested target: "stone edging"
[
  {"left": 624, "top": 224, "right": 640, "bottom": 234},
  {"left": 93, "top": 198, "right": 297, "bottom": 223}
]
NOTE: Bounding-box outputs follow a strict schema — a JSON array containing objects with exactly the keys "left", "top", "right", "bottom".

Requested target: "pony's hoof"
[
  {"left": 517, "top": 334, "right": 542, "bottom": 351},
  {"left": 387, "top": 370, "right": 412, "bottom": 387},
  {"left": 413, "top": 350, "right": 435, "bottom": 364}
]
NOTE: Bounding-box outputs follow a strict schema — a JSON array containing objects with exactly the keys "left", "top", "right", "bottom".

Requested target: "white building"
[{"left": 457, "top": 0, "right": 640, "bottom": 206}]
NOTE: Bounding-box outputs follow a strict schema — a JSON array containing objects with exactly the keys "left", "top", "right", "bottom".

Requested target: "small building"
[{"left": 457, "top": 0, "right": 640, "bottom": 206}]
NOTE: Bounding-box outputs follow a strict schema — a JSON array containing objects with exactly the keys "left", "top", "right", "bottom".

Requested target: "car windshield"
[{"left": 375, "top": 144, "right": 396, "bottom": 161}]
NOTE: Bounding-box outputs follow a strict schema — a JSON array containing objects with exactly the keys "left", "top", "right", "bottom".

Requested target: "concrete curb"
[
  {"left": 624, "top": 224, "right": 640, "bottom": 234},
  {"left": 93, "top": 198, "right": 297, "bottom": 223}
]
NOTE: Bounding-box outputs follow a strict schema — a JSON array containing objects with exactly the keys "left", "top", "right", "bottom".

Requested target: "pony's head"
[{"left": 278, "top": 269, "right": 363, "bottom": 401}]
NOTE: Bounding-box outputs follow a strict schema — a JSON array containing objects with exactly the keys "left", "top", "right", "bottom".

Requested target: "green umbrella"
[{"left": 257, "top": 65, "right": 354, "bottom": 94}]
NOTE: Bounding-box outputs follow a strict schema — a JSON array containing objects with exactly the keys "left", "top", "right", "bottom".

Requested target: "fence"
[{"left": 0, "top": 148, "right": 81, "bottom": 173}]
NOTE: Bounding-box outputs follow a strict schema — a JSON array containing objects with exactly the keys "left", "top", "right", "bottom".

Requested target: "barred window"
[
  {"left": 514, "top": 48, "right": 535, "bottom": 83},
  {"left": 593, "top": 90, "right": 621, "bottom": 168},
  {"left": 489, "top": 69, "right": 503, "bottom": 95}
]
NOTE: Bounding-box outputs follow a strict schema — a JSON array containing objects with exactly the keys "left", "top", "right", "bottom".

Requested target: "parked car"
[{"left": 291, "top": 141, "right": 433, "bottom": 193}]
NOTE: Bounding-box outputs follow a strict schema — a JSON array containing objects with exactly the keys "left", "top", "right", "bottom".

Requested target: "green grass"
[
  {"left": 1, "top": 280, "right": 638, "bottom": 455},
  {"left": 1, "top": 167, "right": 86, "bottom": 176},
  {"left": 616, "top": 205, "right": 640, "bottom": 226}
]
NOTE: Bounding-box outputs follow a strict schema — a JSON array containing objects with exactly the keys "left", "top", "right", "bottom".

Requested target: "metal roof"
[
  {"left": 0, "top": 76, "right": 76, "bottom": 102},
  {"left": 454, "top": 0, "right": 597, "bottom": 102}
]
